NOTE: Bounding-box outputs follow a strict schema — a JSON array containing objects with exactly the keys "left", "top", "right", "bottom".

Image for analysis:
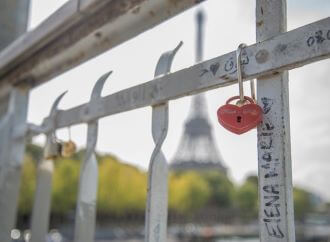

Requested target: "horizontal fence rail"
[
  {"left": 0, "top": 0, "right": 203, "bottom": 94},
  {"left": 27, "top": 17, "right": 330, "bottom": 135}
]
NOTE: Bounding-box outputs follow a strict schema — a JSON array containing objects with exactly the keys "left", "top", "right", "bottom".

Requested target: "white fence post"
[
  {"left": 0, "top": 1, "right": 30, "bottom": 240},
  {"left": 256, "top": 0, "right": 295, "bottom": 241},
  {"left": 0, "top": 86, "right": 29, "bottom": 242},
  {"left": 145, "top": 42, "right": 182, "bottom": 242},
  {"left": 30, "top": 92, "right": 67, "bottom": 242},
  {"left": 74, "top": 71, "right": 111, "bottom": 242}
]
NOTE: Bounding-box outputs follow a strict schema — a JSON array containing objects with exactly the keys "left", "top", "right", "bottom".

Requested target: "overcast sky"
[{"left": 28, "top": 0, "right": 330, "bottom": 199}]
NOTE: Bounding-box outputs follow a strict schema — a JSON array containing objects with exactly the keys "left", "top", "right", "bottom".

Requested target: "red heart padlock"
[{"left": 217, "top": 96, "right": 263, "bottom": 135}]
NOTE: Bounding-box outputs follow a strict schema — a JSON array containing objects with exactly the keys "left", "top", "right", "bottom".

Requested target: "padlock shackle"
[
  {"left": 236, "top": 43, "right": 257, "bottom": 102},
  {"left": 236, "top": 43, "right": 247, "bottom": 104},
  {"left": 226, "top": 95, "right": 255, "bottom": 105}
]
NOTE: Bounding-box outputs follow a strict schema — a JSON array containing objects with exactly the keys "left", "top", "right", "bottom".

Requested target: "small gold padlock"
[{"left": 61, "top": 140, "right": 77, "bottom": 158}]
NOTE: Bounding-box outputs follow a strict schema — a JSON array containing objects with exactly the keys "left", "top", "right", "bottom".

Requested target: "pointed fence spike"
[
  {"left": 145, "top": 44, "right": 182, "bottom": 242},
  {"left": 154, "top": 41, "right": 183, "bottom": 77},
  {"left": 90, "top": 71, "right": 112, "bottom": 100},
  {"left": 74, "top": 73, "right": 111, "bottom": 242},
  {"left": 49, "top": 91, "right": 67, "bottom": 116}
]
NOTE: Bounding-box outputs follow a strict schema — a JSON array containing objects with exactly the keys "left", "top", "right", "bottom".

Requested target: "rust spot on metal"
[
  {"left": 275, "top": 44, "right": 287, "bottom": 53},
  {"left": 101, "top": 37, "right": 112, "bottom": 45},
  {"left": 219, "top": 74, "right": 232, "bottom": 81},
  {"left": 256, "top": 49, "right": 269, "bottom": 64},
  {"left": 95, "top": 32, "right": 102, "bottom": 38},
  {"left": 132, "top": 6, "right": 140, "bottom": 14},
  {"left": 257, "top": 20, "right": 263, "bottom": 27}
]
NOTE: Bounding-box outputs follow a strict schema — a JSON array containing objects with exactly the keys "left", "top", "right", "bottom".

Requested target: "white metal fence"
[{"left": 0, "top": 0, "right": 330, "bottom": 241}]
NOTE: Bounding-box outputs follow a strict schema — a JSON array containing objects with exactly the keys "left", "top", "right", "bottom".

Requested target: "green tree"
[
  {"left": 18, "top": 155, "right": 36, "bottom": 215},
  {"left": 246, "top": 175, "right": 258, "bottom": 186},
  {"left": 97, "top": 156, "right": 147, "bottom": 216},
  {"left": 51, "top": 158, "right": 80, "bottom": 215},
  {"left": 235, "top": 176, "right": 258, "bottom": 219},
  {"left": 169, "top": 171, "right": 211, "bottom": 214},
  {"left": 293, "top": 187, "right": 313, "bottom": 221},
  {"left": 201, "top": 171, "right": 235, "bottom": 208}
]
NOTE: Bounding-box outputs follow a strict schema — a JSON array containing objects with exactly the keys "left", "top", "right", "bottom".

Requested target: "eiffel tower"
[{"left": 170, "top": 9, "right": 226, "bottom": 173}]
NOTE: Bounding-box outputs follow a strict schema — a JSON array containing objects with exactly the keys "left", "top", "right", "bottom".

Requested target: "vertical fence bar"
[
  {"left": 74, "top": 72, "right": 111, "bottom": 242},
  {"left": 146, "top": 104, "right": 168, "bottom": 242},
  {"left": 256, "top": 0, "right": 295, "bottom": 241},
  {"left": 0, "top": 1, "right": 30, "bottom": 241},
  {"left": 30, "top": 147, "right": 55, "bottom": 242},
  {"left": 0, "top": 87, "right": 29, "bottom": 242},
  {"left": 30, "top": 92, "right": 67, "bottom": 242},
  {"left": 145, "top": 42, "right": 182, "bottom": 242}
]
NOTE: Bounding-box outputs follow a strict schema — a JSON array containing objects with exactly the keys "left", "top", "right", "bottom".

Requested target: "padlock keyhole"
[{"left": 237, "top": 116, "right": 242, "bottom": 123}]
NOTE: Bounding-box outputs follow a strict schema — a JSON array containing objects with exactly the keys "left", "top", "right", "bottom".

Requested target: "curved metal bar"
[
  {"left": 154, "top": 41, "right": 183, "bottom": 77},
  {"left": 49, "top": 91, "right": 67, "bottom": 117},
  {"left": 85, "top": 71, "right": 112, "bottom": 158},
  {"left": 145, "top": 42, "right": 182, "bottom": 242},
  {"left": 90, "top": 71, "right": 112, "bottom": 100},
  {"left": 31, "top": 91, "right": 67, "bottom": 242},
  {"left": 74, "top": 71, "right": 112, "bottom": 242}
]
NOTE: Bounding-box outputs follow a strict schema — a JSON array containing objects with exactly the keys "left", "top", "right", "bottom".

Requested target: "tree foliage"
[
  {"left": 51, "top": 158, "right": 80, "bottom": 215},
  {"left": 18, "top": 145, "right": 318, "bottom": 221},
  {"left": 97, "top": 156, "right": 147, "bottom": 216},
  {"left": 18, "top": 155, "right": 36, "bottom": 215},
  {"left": 294, "top": 187, "right": 313, "bottom": 221},
  {"left": 201, "top": 171, "right": 234, "bottom": 208},
  {"left": 235, "top": 175, "right": 259, "bottom": 219},
  {"left": 169, "top": 171, "right": 211, "bottom": 214}
]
